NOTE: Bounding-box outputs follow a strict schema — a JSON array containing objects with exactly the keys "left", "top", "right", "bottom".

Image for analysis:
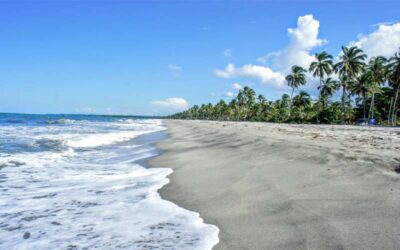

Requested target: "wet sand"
[{"left": 149, "top": 120, "right": 400, "bottom": 249}]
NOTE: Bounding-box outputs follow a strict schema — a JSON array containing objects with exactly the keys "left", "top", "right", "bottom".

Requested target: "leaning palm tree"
[
  {"left": 285, "top": 65, "right": 307, "bottom": 119},
  {"left": 319, "top": 77, "right": 339, "bottom": 108},
  {"left": 367, "top": 56, "right": 387, "bottom": 120},
  {"left": 334, "top": 46, "right": 367, "bottom": 123},
  {"left": 309, "top": 51, "right": 334, "bottom": 121},
  {"left": 388, "top": 50, "right": 400, "bottom": 125}
]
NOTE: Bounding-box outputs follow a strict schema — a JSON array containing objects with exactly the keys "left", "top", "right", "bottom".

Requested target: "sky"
[{"left": 0, "top": 0, "right": 399, "bottom": 116}]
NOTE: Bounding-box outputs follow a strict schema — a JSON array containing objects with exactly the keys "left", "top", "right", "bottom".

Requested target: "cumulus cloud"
[
  {"left": 350, "top": 22, "right": 400, "bottom": 58},
  {"left": 215, "top": 15, "right": 325, "bottom": 88},
  {"left": 273, "top": 14, "right": 326, "bottom": 71},
  {"left": 232, "top": 83, "right": 242, "bottom": 90},
  {"left": 168, "top": 64, "right": 182, "bottom": 76},
  {"left": 223, "top": 49, "right": 232, "bottom": 58},
  {"left": 214, "top": 63, "right": 285, "bottom": 87},
  {"left": 151, "top": 97, "right": 188, "bottom": 111},
  {"left": 288, "top": 15, "right": 326, "bottom": 50}
]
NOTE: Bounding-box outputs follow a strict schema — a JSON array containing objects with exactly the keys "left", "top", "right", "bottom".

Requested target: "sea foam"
[{"left": 0, "top": 117, "right": 219, "bottom": 249}]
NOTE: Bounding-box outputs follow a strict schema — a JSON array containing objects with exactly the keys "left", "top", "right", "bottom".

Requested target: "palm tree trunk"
[
  {"left": 368, "top": 92, "right": 375, "bottom": 120},
  {"left": 388, "top": 97, "right": 393, "bottom": 124},
  {"left": 317, "top": 77, "right": 323, "bottom": 123},
  {"left": 288, "top": 87, "right": 295, "bottom": 120},
  {"left": 363, "top": 94, "right": 366, "bottom": 122},
  {"left": 341, "top": 86, "right": 346, "bottom": 124},
  {"left": 392, "top": 88, "right": 399, "bottom": 126}
]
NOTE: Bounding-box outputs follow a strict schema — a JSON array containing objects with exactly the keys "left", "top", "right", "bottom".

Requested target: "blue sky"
[{"left": 0, "top": 1, "right": 399, "bottom": 115}]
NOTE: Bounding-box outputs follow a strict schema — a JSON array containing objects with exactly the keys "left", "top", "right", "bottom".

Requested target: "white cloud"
[
  {"left": 215, "top": 15, "right": 325, "bottom": 88},
  {"left": 257, "top": 51, "right": 281, "bottom": 65},
  {"left": 151, "top": 97, "right": 188, "bottom": 111},
  {"left": 288, "top": 15, "right": 326, "bottom": 50},
  {"left": 223, "top": 49, "right": 232, "bottom": 58},
  {"left": 350, "top": 22, "right": 400, "bottom": 58},
  {"left": 232, "top": 83, "right": 242, "bottom": 90},
  {"left": 214, "top": 63, "right": 285, "bottom": 87},
  {"left": 223, "top": 91, "right": 234, "bottom": 97},
  {"left": 274, "top": 14, "right": 326, "bottom": 71},
  {"left": 168, "top": 64, "right": 182, "bottom": 76}
]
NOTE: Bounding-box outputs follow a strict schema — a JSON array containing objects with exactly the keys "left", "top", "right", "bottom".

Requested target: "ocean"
[{"left": 0, "top": 113, "right": 218, "bottom": 249}]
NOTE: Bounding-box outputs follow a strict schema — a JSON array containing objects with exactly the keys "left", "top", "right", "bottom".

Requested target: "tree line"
[{"left": 170, "top": 46, "right": 400, "bottom": 125}]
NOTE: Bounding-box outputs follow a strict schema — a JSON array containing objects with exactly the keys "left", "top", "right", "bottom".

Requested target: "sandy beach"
[{"left": 149, "top": 120, "right": 400, "bottom": 249}]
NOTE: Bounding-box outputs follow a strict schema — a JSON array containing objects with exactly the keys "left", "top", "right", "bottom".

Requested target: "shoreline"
[
  {"left": 140, "top": 125, "right": 220, "bottom": 249},
  {"left": 149, "top": 119, "right": 400, "bottom": 249}
]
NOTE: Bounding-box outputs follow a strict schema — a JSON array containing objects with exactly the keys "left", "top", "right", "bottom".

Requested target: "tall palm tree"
[
  {"left": 236, "top": 90, "right": 245, "bottom": 120},
  {"left": 242, "top": 86, "right": 256, "bottom": 119},
  {"left": 319, "top": 77, "right": 339, "bottom": 108},
  {"left": 285, "top": 65, "right": 307, "bottom": 119},
  {"left": 309, "top": 51, "right": 334, "bottom": 121},
  {"left": 205, "top": 103, "right": 213, "bottom": 119},
  {"left": 256, "top": 94, "right": 267, "bottom": 119},
  {"left": 388, "top": 50, "right": 400, "bottom": 125},
  {"left": 334, "top": 46, "right": 367, "bottom": 123},
  {"left": 367, "top": 56, "right": 387, "bottom": 120},
  {"left": 243, "top": 87, "right": 256, "bottom": 103}
]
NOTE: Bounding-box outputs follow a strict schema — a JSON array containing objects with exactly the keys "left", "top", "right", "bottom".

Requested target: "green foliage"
[{"left": 171, "top": 46, "right": 400, "bottom": 126}]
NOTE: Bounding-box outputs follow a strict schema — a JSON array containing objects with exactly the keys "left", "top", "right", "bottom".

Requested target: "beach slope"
[{"left": 149, "top": 120, "right": 400, "bottom": 249}]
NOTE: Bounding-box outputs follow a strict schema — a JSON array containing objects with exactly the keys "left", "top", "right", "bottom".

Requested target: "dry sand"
[{"left": 149, "top": 120, "right": 400, "bottom": 250}]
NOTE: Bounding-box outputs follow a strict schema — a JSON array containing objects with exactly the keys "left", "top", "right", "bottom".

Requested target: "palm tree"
[
  {"left": 190, "top": 105, "right": 199, "bottom": 119},
  {"left": 388, "top": 50, "right": 400, "bottom": 125},
  {"left": 228, "top": 99, "right": 239, "bottom": 120},
  {"left": 242, "top": 86, "right": 256, "bottom": 119},
  {"left": 319, "top": 77, "right": 339, "bottom": 108},
  {"left": 309, "top": 51, "right": 334, "bottom": 122},
  {"left": 214, "top": 100, "right": 228, "bottom": 120},
  {"left": 293, "top": 91, "right": 312, "bottom": 121},
  {"left": 205, "top": 103, "right": 213, "bottom": 119},
  {"left": 334, "top": 46, "right": 367, "bottom": 123},
  {"left": 349, "top": 73, "right": 373, "bottom": 121},
  {"left": 285, "top": 65, "right": 307, "bottom": 119},
  {"left": 367, "top": 56, "right": 387, "bottom": 120},
  {"left": 257, "top": 94, "right": 266, "bottom": 105},
  {"left": 236, "top": 90, "right": 245, "bottom": 120},
  {"left": 256, "top": 94, "right": 267, "bottom": 119}
]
